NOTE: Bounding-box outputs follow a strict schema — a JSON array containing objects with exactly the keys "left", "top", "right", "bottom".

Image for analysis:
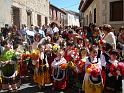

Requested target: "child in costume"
[
  {"left": 83, "top": 46, "right": 103, "bottom": 93},
  {"left": 76, "top": 48, "right": 87, "bottom": 93},
  {"left": 51, "top": 50, "right": 68, "bottom": 90},
  {"left": 83, "top": 39, "right": 91, "bottom": 55},
  {"left": 1, "top": 49, "right": 21, "bottom": 92},
  {"left": 100, "top": 43, "right": 113, "bottom": 86},
  {"left": 105, "top": 50, "right": 121, "bottom": 93},
  {"left": 64, "top": 41, "right": 77, "bottom": 88}
]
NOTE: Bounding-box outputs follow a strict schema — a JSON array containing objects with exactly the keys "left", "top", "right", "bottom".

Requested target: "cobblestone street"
[{"left": 0, "top": 77, "right": 78, "bottom": 93}]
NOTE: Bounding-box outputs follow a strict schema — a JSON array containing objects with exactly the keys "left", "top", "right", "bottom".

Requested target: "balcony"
[{"left": 81, "top": 0, "right": 94, "bottom": 12}]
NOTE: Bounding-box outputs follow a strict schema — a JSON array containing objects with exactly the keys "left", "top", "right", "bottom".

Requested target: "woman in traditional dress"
[
  {"left": 33, "top": 44, "right": 50, "bottom": 89},
  {"left": 30, "top": 33, "right": 42, "bottom": 76},
  {"left": 51, "top": 50, "right": 68, "bottom": 90}
]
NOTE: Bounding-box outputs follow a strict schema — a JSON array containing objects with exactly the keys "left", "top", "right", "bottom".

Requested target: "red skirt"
[
  {"left": 53, "top": 78, "right": 67, "bottom": 90},
  {"left": 19, "top": 63, "right": 27, "bottom": 76}
]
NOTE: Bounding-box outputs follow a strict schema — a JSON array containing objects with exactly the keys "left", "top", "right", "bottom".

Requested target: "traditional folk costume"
[
  {"left": 33, "top": 50, "right": 50, "bottom": 88},
  {"left": 75, "top": 56, "right": 87, "bottom": 92},
  {"left": 83, "top": 57, "right": 103, "bottom": 93},
  {"left": 47, "top": 52, "right": 57, "bottom": 81},
  {"left": 100, "top": 51, "right": 110, "bottom": 86},
  {"left": 51, "top": 57, "right": 67, "bottom": 90},
  {"left": 0, "top": 50, "right": 21, "bottom": 91},
  {"left": 65, "top": 47, "right": 79, "bottom": 88},
  {"left": 105, "top": 60, "right": 122, "bottom": 93}
]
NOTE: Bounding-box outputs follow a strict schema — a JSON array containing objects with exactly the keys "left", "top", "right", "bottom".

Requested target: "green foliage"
[{"left": 0, "top": 50, "right": 17, "bottom": 61}]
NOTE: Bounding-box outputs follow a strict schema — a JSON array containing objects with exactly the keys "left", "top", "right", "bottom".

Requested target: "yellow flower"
[{"left": 32, "top": 49, "right": 40, "bottom": 55}]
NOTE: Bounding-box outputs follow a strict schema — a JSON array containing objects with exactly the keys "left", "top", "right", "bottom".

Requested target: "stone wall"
[
  {"left": 82, "top": 0, "right": 124, "bottom": 29},
  {"left": 0, "top": 0, "right": 12, "bottom": 28},
  {"left": 83, "top": 0, "right": 96, "bottom": 25},
  {"left": 12, "top": 0, "right": 49, "bottom": 27}
]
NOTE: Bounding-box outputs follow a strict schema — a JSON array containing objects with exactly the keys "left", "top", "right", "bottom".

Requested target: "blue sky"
[{"left": 49, "top": 0, "right": 80, "bottom": 12}]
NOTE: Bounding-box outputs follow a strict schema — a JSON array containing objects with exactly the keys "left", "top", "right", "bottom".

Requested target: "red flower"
[
  {"left": 87, "top": 64, "right": 101, "bottom": 77},
  {"left": 91, "top": 69, "right": 99, "bottom": 78},
  {"left": 110, "top": 64, "right": 118, "bottom": 76},
  {"left": 22, "top": 54, "right": 30, "bottom": 60},
  {"left": 77, "top": 61, "right": 85, "bottom": 72},
  {"left": 117, "top": 62, "right": 124, "bottom": 76}
]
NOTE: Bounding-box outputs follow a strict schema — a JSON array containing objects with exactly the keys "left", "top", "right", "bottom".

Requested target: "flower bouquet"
[
  {"left": 117, "top": 62, "right": 124, "bottom": 76},
  {"left": 86, "top": 64, "right": 101, "bottom": 77},
  {"left": 60, "top": 63, "right": 68, "bottom": 70},
  {"left": 77, "top": 59, "right": 86, "bottom": 72},
  {"left": 0, "top": 49, "right": 18, "bottom": 62},
  {"left": 86, "top": 64, "right": 102, "bottom": 86},
  {"left": 109, "top": 64, "right": 118, "bottom": 76},
  {"left": 30, "top": 49, "right": 40, "bottom": 61}
]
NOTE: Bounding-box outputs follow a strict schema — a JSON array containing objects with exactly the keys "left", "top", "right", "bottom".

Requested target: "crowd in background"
[{"left": 0, "top": 22, "right": 124, "bottom": 93}]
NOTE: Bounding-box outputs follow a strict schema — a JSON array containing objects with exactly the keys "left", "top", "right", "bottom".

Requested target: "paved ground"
[{"left": 0, "top": 77, "right": 79, "bottom": 93}]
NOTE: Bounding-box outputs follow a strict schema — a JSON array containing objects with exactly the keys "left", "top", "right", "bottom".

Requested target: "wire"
[{"left": 62, "top": 3, "right": 79, "bottom": 8}]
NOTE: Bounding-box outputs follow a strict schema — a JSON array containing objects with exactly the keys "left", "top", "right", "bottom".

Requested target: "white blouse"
[
  {"left": 104, "top": 32, "right": 116, "bottom": 49},
  {"left": 51, "top": 57, "right": 67, "bottom": 68},
  {"left": 84, "top": 56, "right": 102, "bottom": 80}
]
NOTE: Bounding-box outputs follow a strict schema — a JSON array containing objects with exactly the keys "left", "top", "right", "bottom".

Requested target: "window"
[
  {"left": 27, "top": 10, "right": 32, "bottom": 27},
  {"left": 94, "top": 8, "right": 96, "bottom": 23},
  {"left": 89, "top": 11, "right": 92, "bottom": 23},
  {"left": 50, "top": 9, "right": 52, "bottom": 18},
  {"left": 45, "top": 17, "right": 48, "bottom": 25},
  {"left": 12, "top": 6, "right": 20, "bottom": 29},
  {"left": 86, "top": 15, "right": 88, "bottom": 25},
  {"left": 37, "top": 14, "right": 41, "bottom": 26},
  {"left": 56, "top": 11, "right": 58, "bottom": 20},
  {"left": 52, "top": 8, "right": 54, "bottom": 19},
  {"left": 60, "top": 13, "right": 61, "bottom": 23},
  {"left": 110, "top": 1, "right": 123, "bottom": 21},
  {"left": 57, "top": 12, "right": 60, "bottom": 21}
]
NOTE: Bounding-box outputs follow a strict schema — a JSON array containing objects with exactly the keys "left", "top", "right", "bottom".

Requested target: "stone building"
[
  {"left": 79, "top": 0, "right": 124, "bottom": 29},
  {"left": 49, "top": 4, "right": 66, "bottom": 27},
  {"left": 0, "top": 0, "right": 12, "bottom": 28},
  {"left": 63, "top": 9, "right": 80, "bottom": 27},
  {"left": 0, "top": 0, "right": 49, "bottom": 29}
]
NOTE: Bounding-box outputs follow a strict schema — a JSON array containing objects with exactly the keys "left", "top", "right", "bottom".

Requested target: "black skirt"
[{"left": 2, "top": 75, "right": 20, "bottom": 85}]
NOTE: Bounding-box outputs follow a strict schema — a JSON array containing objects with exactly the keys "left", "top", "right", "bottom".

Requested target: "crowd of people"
[{"left": 0, "top": 22, "right": 124, "bottom": 93}]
